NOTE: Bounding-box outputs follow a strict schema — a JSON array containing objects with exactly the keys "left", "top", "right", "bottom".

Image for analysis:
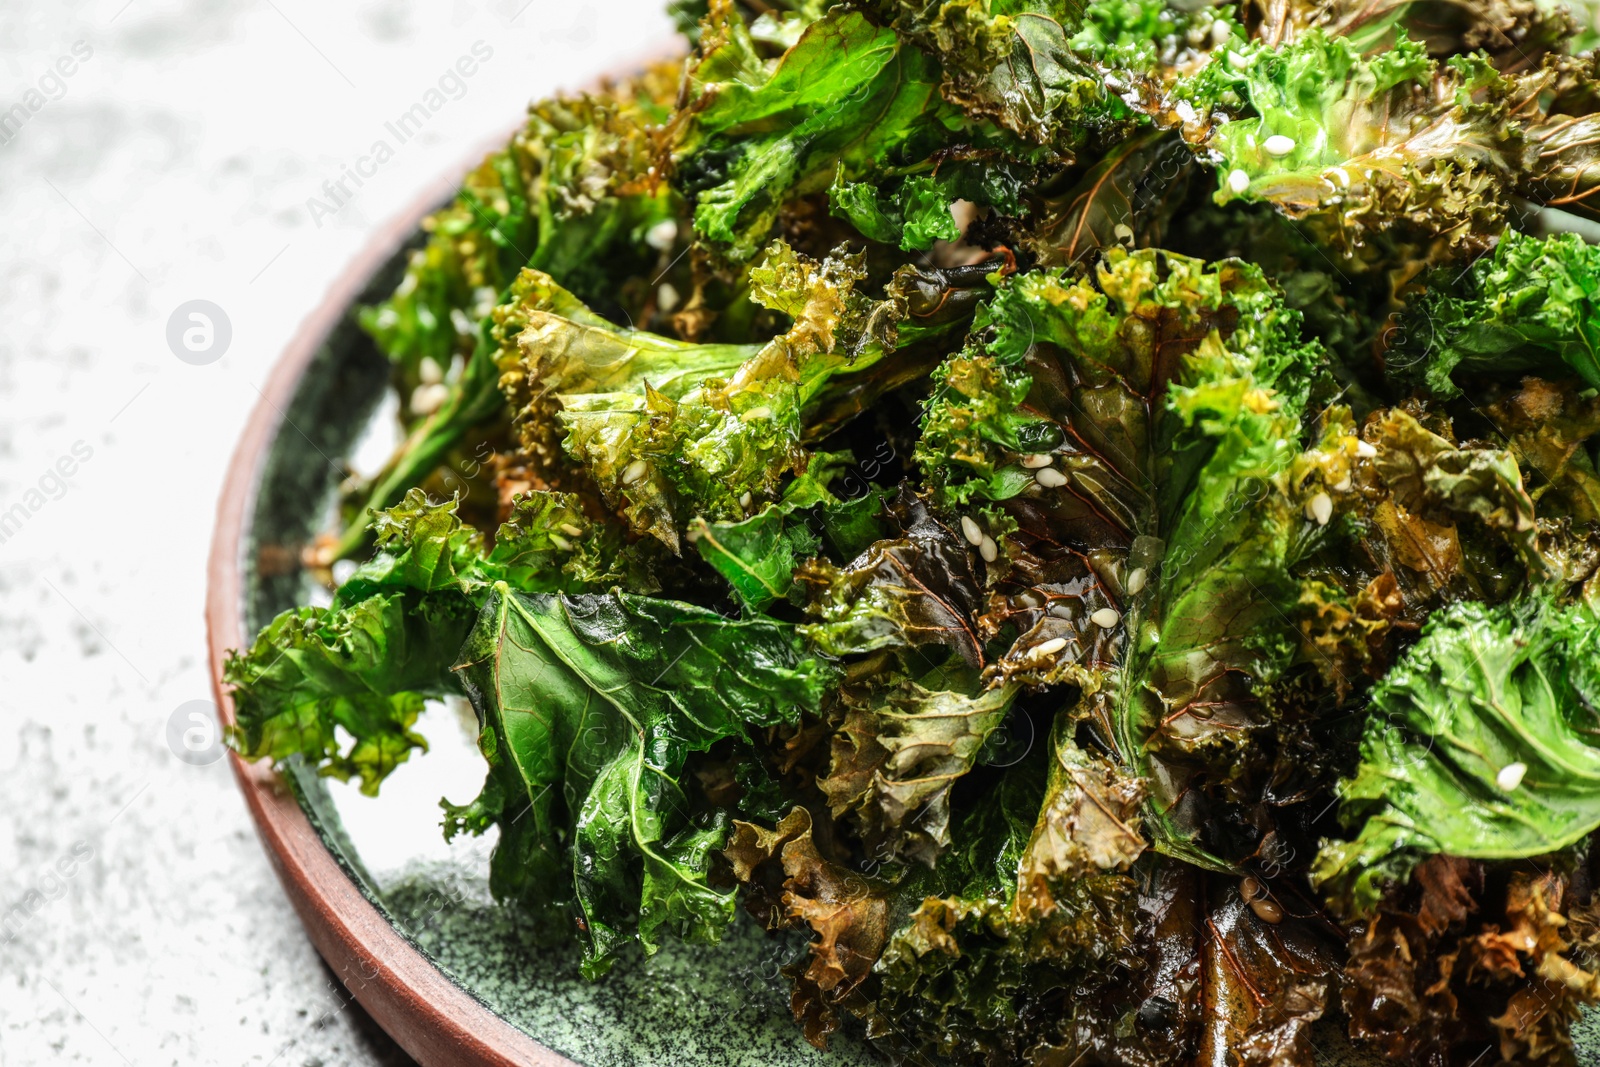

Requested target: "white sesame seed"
[
  {"left": 1497, "top": 762, "right": 1527, "bottom": 791},
  {"left": 1126, "top": 567, "right": 1147, "bottom": 596},
  {"left": 559, "top": 523, "right": 584, "bottom": 537},
  {"left": 1091, "top": 607, "right": 1121, "bottom": 628},
  {"left": 409, "top": 382, "right": 449, "bottom": 417},
  {"left": 1034, "top": 637, "right": 1069, "bottom": 656},
  {"left": 658, "top": 282, "right": 680, "bottom": 313},
  {"left": 1307, "top": 492, "right": 1333, "bottom": 526},
  {"left": 418, "top": 357, "right": 444, "bottom": 385},
  {"left": 960, "top": 516, "right": 984, "bottom": 546},
  {"left": 549, "top": 534, "right": 572, "bottom": 552},
  {"left": 739, "top": 491, "right": 753, "bottom": 510},
  {"left": 621, "top": 459, "right": 649, "bottom": 484},
  {"left": 1228, "top": 169, "right": 1251, "bottom": 194},
  {"left": 1331, "top": 475, "right": 1352, "bottom": 493},
  {"left": 1356, "top": 440, "right": 1377, "bottom": 458},
  {"left": 1113, "top": 222, "right": 1134, "bottom": 244},
  {"left": 979, "top": 535, "right": 998, "bottom": 563},
  {"left": 742, "top": 405, "right": 772, "bottom": 421},
  {"left": 1263, "top": 135, "right": 1296, "bottom": 157},
  {"left": 645, "top": 219, "right": 678, "bottom": 251},
  {"left": 1021, "top": 453, "right": 1054, "bottom": 469},
  {"left": 1035, "top": 467, "right": 1069, "bottom": 488}
]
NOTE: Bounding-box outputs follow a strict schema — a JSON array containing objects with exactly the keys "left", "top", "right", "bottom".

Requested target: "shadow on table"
[{"left": 319, "top": 959, "right": 420, "bottom": 1067}]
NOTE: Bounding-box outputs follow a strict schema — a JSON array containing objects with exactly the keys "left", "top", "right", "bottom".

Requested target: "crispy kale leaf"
[
  {"left": 1341, "top": 857, "right": 1600, "bottom": 1065},
  {"left": 1172, "top": 31, "right": 1519, "bottom": 252},
  {"left": 449, "top": 585, "right": 831, "bottom": 975},
  {"left": 228, "top": 490, "right": 659, "bottom": 793},
  {"left": 1072, "top": 0, "right": 1237, "bottom": 80},
  {"left": 828, "top": 163, "right": 1029, "bottom": 251},
  {"left": 1398, "top": 230, "right": 1600, "bottom": 396},
  {"left": 820, "top": 661, "right": 1017, "bottom": 865},
  {"left": 919, "top": 248, "right": 1326, "bottom": 867},
  {"left": 687, "top": 450, "right": 895, "bottom": 611},
  {"left": 673, "top": 7, "right": 989, "bottom": 260},
  {"left": 849, "top": 0, "right": 1120, "bottom": 154},
  {"left": 796, "top": 491, "right": 987, "bottom": 667},
  {"left": 1022, "top": 129, "right": 1198, "bottom": 270},
  {"left": 1314, "top": 593, "right": 1600, "bottom": 914},
  {"left": 493, "top": 243, "right": 981, "bottom": 551},
  {"left": 236, "top": 490, "right": 834, "bottom": 973},
  {"left": 224, "top": 591, "right": 471, "bottom": 796},
  {"left": 336, "top": 66, "right": 684, "bottom": 559},
  {"left": 361, "top": 64, "right": 680, "bottom": 381}
]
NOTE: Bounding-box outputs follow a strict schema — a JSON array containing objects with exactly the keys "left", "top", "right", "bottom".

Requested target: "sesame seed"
[
  {"left": 1091, "top": 607, "right": 1120, "bottom": 628},
  {"left": 1228, "top": 169, "right": 1251, "bottom": 194},
  {"left": 1307, "top": 492, "right": 1333, "bottom": 526},
  {"left": 645, "top": 219, "right": 678, "bottom": 251},
  {"left": 559, "top": 523, "right": 583, "bottom": 538},
  {"left": 621, "top": 459, "right": 649, "bottom": 484},
  {"left": 1126, "top": 567, "right": 1147, "bottom": 596},
  {"left": 1497, "top": 762, "right": 1527, "bottom": 791},
  {"left": 1250, "top": 897, "right": 1283, "bottom": 924},
  {"left": 549, "top": 534, "right": 571, "bottom": 552},
  {"left": 1021, "top": 453, "right": 1054, "bottom": 469},
  {"left": 1263, "top": 135, "right": 1296, "bottom": 157},
  {"left": 1034, "top": 637, "right": 1069, "bottom": 656},
  {"left": 409, "top": 382, "right": 449, "bottom": 417},
  {"left": 979, "top": 535, "right": 998, "bottom": 563},
  {"left": 960, "top": 516, "right": 984, "bottom": 546},
  {"left": 739, "top": 491, "right": 753, "bottom": 510},
  {"left": 1035, "top": 467, "right": 1069, "bottom": 488}
]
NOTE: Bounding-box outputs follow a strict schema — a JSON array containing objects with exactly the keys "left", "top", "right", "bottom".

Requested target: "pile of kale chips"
[{"left": 228, "top": 0, "right": 1600, "bottom": 1062}]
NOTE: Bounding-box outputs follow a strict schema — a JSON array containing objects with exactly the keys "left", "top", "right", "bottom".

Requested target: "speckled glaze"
[{"left": 217, "top": 167, "right": 1600, "bottom": 1067}]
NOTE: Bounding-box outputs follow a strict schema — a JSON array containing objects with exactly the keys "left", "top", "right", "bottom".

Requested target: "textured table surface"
[{"left": 0, "top": 3, "right": 670, "bottom": 1064}]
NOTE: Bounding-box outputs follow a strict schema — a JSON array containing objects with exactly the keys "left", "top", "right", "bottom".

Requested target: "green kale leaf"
[
  {"left": 852, "top": 0, "right": 1118, "bottom": 154},
  {"left": 1398, "top": 230, "right": 1600, "bottom": 397},
  {"left": 920, "top": 248, "right": 1328, "bottom": 867},
  {"left": 449, "top": 585, "right": 833, "bottom": 974},
  {"left": 1314, "top": 592, "right": 1600, "bottom": 915},
  {"left": 674, "top": 8, "right": 974, "bottom": 260}
]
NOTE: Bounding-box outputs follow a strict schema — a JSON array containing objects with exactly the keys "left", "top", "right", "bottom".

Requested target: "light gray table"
[{"left": 0, "top": 3, "right": 670, "bottom": 1063}]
